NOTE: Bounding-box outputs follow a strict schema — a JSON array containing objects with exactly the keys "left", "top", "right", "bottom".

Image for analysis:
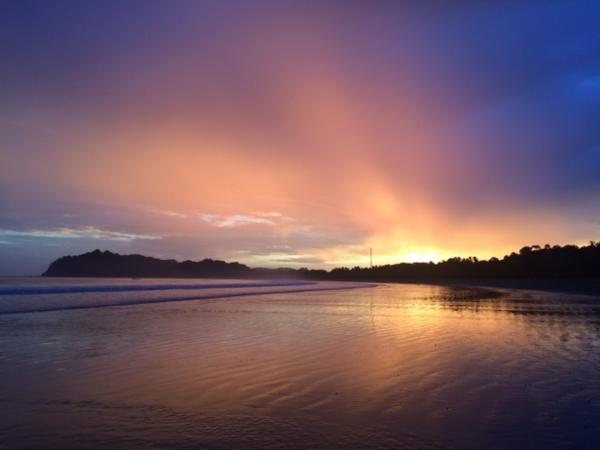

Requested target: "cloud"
[
  {"left": 0, "top": 227, "right": 161, "bottom": 242},
  {"left": 198, "top": 213, "right": 292, "bottom": 228},
  {"left": 1, "top": 1, "right": 600, "bottom": 274},
  {"left": 147, "top": 209, "right": 188, "bottom": 219},
  {"left": 273, "top": 256, "right": 325, "bottom": 265}
]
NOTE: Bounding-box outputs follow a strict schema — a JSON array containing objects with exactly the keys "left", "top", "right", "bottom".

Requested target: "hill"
[{"left": 43, "top": 242, "right": 600, "bottom": 282}]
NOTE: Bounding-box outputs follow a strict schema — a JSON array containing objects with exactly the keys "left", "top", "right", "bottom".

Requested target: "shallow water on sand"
[{"left": 1, "top": 282, "right": 599, "bottom": 449}]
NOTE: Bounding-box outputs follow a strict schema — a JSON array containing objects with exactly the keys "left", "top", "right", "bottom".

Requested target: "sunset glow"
[{"left": 1, "top": 1, "right": 599, "bottom": 274}]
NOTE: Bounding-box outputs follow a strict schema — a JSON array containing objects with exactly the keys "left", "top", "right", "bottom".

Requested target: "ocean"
[{"left": 0, "top": 278, "right": 599, "bottom": 449}]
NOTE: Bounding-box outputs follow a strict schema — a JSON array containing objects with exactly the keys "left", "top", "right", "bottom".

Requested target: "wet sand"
[
  {"left": 1, "top": 283, "right": 599, "bottom": 449},
  {"left": 454, "top": 278, "right": 600, "bottom": 297}
]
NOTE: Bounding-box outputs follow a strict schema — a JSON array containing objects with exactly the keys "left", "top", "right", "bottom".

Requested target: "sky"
[{"left": 1, "top": 1, "right": 600, "bottom": 275}]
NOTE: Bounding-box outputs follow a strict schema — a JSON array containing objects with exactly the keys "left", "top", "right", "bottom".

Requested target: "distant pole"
[{"left": 369, "top": 247, "right": 373, "bottom": 268}]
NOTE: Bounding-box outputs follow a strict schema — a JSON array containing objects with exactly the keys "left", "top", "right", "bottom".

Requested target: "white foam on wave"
[
  {"left": 0, "top": 278, "right": 375, "bottom": 314},
  {"left": 0, "top": 280, "right": 313, "bottom": 296}
]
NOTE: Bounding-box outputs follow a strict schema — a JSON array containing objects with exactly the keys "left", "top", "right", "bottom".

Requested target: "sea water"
[{"left": 0, "top": 279, "right": 599, "bottom": 449}]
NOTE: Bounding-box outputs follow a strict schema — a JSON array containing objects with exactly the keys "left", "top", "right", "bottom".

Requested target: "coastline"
[
  {"left": 0, "top": 280, "right": 376, "bottom": 315},
  {"left": 408, "top": 278, "right": 600, "bottom": 298}
]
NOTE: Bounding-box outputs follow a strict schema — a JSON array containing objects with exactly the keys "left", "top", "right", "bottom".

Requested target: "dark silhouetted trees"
[{"left": 43, "top": 242, "right": 600, "bottom": 280}]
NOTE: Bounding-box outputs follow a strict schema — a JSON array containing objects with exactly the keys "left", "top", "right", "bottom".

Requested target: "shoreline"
[
  {"left": 5, "top": 275, "right": 600, "bottom": 297},
  {"left": 0, "top": 280, "right": 376, "bottom": 315},
  {"left": 390, "top": 278, "right": 600, "bottom": 298}
]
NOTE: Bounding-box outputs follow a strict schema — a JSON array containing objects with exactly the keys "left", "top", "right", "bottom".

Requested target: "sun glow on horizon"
[{"left": 1, "top": 1, "right": 599, "bottom": 275}]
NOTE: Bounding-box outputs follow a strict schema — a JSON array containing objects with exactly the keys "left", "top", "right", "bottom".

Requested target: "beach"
[{"left": 1, "top": 280, "right": 599, "bottom": 449}]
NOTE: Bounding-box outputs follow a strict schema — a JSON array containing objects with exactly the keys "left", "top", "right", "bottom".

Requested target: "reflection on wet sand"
[{"left": 1, "top": 284, "right": 599, "bottom": 449}]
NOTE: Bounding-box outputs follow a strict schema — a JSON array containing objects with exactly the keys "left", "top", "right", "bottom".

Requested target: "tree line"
[{"left": 43, "top": 242, "right": 600, "bottom": 281}]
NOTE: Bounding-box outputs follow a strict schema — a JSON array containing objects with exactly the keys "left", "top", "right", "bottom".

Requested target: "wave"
[
  {"left": 0, "top": 281, "right": 375, "bottom": 315},
  {"left": 0, "top": 280, "right": 314, "bottom": 296}
]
